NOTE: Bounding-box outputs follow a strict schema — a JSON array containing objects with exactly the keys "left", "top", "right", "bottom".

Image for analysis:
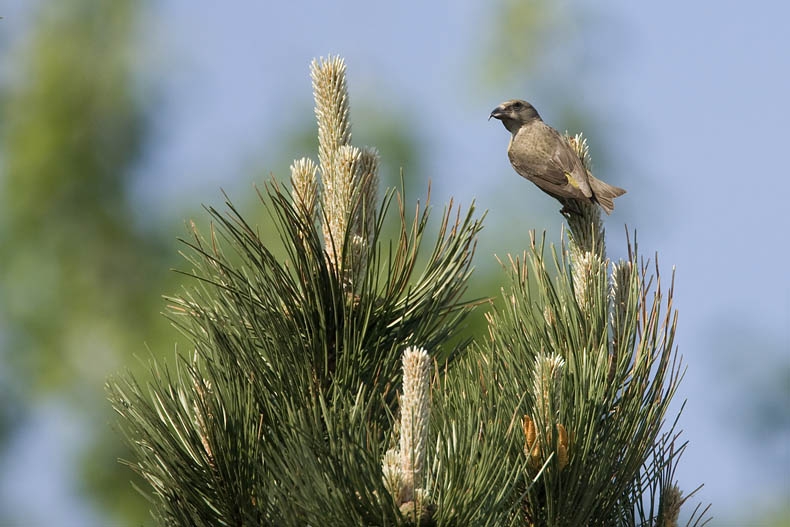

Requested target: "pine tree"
[{"left": 109, "top": 56, "right": 710, "bottom": 526}]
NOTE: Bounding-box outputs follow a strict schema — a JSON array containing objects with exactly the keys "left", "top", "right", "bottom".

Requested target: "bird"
[{"left": 489, "top": 99, "right": 626, "bottom": 214}]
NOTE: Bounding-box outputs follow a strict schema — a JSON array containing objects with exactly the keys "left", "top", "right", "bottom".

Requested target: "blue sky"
[{"left": 3, "top": 0, "right": 789, "bottom": 524}]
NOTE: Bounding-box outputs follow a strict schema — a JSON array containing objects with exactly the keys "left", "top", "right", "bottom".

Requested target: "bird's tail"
[{"left": 588, "top": 174, "right": 626, "bottom": 215}]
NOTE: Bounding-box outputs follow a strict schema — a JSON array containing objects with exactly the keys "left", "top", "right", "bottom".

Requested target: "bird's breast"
[{"left": 507, "top": 127, "right": 542, "bottom": 174}]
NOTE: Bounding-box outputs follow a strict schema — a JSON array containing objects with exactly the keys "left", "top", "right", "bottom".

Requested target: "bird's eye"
[{"left": 512, "top": 102, "right": 523, "bottom": 110}]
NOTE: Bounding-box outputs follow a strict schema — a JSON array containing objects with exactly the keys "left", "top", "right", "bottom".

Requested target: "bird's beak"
[{"left": 489, "top": 106, "right": 505, "bottom": 121}]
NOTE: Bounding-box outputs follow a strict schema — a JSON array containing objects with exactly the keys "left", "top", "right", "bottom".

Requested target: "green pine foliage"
[{"left": 108, "top": 56, "right": 709, "bottom": 526}]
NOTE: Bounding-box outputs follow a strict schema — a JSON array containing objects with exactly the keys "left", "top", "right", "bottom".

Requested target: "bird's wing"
[
  {"left": 508, "top": 127, "right": 568, "bottom": 186},
  {"left": 548, "top": 138, "right": 593, "bottom": 198},
  {"left": 508, "top": 123, "right": 593, "bottom": 200},
  {"left": 509, "top": 150, "right": 568, "bottom": 186}
]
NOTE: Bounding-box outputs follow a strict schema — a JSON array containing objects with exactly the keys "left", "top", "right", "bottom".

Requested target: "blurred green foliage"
[
  {"left": 476, "top": 0, "right": 551, "bottom": 89},
  {"left": 0, "top": 0, "right": 176, "bottom": 522},
  {"left": 0, "top": 0, "right": 168, "bottom": 390}
]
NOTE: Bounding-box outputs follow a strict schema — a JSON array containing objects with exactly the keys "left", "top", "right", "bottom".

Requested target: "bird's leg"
[{"left": 559, "top": 199, "right": 583, "bottom": 218}]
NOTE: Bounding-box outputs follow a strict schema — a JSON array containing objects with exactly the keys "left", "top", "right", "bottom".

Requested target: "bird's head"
[{"left": 489, "top": 99, "right": 541, "bottom": 134}]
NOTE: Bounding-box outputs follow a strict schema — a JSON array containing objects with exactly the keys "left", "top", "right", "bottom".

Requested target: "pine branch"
[{"left": 108, "top": 55, "right": 486, "bottom": 526}]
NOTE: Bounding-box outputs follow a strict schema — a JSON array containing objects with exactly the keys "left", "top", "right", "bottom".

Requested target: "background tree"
[{"left": 0, "top": 1, "right": 177, "bottom": 522}]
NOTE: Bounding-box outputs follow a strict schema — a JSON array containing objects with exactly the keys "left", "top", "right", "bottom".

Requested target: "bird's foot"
[{"left": 559, "top": 203, "right": 581, "bottom": 218}]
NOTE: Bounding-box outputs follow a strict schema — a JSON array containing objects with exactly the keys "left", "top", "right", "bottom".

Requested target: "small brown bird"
[{"left": 490, "top": 99, "right": 626, "bottom": 214}]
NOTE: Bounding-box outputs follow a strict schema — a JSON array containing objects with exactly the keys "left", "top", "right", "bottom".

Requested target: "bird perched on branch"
[{"left": 490, "top": 99, "right": 625, "bottom": 214}]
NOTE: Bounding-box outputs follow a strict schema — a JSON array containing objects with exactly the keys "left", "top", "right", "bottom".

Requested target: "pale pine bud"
[
  {"left": 311, "top": 55, "right": 351, "bottom": 178},
  {"left": 381, "top": 447, "right": 403, "bottom": 499},
  {"left": 322, "top": 144, "right": 361, "bottom": 268},
  {"left": 660, "top": 485, "right": 683, "bottom": 527},
  {"left": 399, "top": 346, "right": 431, "bottom": 503},
  {"left": 290, "top": 157, "right": 319, "bottom": 224},
  {"left": 532, "top": 354, "right": 565, "bottom": 420},
  {"left": 570, "top": 248, "right": 602, "bottom": 312},
  {"left": 357, "top": 147, "right": 380, "bottom": 244}
]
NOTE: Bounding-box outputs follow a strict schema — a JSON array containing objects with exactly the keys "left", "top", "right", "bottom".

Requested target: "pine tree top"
[{"left": 108, "top": 55, "right": 709, "bottom": 527}]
